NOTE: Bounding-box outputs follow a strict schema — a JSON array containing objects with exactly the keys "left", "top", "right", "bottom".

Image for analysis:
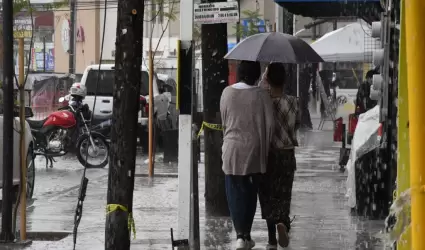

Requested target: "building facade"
[{"left": 53, "top": 1, "right": 101, "bottom": 74}]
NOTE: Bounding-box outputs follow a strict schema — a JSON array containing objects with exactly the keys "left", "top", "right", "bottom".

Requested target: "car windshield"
[{"left": 85, "top": 69, "right": 149, "bottom": 96}]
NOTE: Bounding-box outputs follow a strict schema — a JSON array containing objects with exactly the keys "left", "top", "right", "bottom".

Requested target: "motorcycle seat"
[{"left": 27, "top": 118, "right": 47, "bottom": 129}]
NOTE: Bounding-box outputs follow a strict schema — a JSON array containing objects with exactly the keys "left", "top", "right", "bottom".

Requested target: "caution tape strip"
[
  {"left": 106, "top": 204, "right": 136, "bottom": 239},
  {"left": 197, "top": 121, "right": 223, "bottom": 138}
]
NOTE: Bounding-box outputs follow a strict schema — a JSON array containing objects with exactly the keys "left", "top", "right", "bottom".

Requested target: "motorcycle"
[
  {"left": 88, "top": 111, "right": 112, "bottom": 142},
  {"left": 27, "top": 95, "right": 109, "bottom": 168}
]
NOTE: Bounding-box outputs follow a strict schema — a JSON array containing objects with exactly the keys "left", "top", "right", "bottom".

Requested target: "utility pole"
[
  {"left": 148, "top": 31, "right": 154, "bottom": 177},
  {"left": 43, "top": 37, "right": 46, "bottom": 72},
  {"left": 201, "top": 0, "right": 229, "bottom": 216},
  {"left": 1, "top": 0, "right": 15, "bottom": 242},
  {"left": 104, "top": 0, "right": 145, "bottom": 249},
  {"left": 177, "top": 0, "right": 200, "bottom": 248},
  {"left": 236, "top": 0, "right": 241, "bottom": 43},
  {"left": 18, "top": 37, "right": 27, "bottom": 241},
  {"left": 406, "top": 0, "right": 425, "bottom": 249},
  {"left": 69, "top": 0, "right": 76, "bottom": 74}
]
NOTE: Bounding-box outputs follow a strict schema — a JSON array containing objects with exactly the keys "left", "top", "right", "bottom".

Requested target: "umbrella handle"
[{"left": 258, "top": 65, "right": 270, "bottom": 88}]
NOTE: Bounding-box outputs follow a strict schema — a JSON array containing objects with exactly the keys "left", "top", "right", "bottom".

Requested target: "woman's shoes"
[
  {"left": 266, "top": 243, "right": 277, "bottom": 249},
  {"left": 235, "top": 239, "right": 246, "bottom": 249},
  {"left": 246, "top": 239, "right": 255, "bottom": 249},
  {"left": 276, "top": 223, "right": 289, "bottom": 249},
  {"left": 235, "top": 238, "right": 256, "bottom": 249}
]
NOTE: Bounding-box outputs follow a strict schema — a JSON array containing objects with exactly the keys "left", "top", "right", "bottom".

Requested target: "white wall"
[{"left": 100, "top": 4, "right": 118, "bottom": 61}]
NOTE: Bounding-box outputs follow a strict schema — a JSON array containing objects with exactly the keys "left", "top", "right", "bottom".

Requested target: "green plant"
[
  {"left": 233, "top": 9, "right": 263, "bottom": 38},
  {"left": 146, "top": 0, "right": 178, "bottom": 68}
]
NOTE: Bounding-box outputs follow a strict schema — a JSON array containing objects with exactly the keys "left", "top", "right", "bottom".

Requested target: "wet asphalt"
[{"left": 0, "top": 117, "right": 390, "bottom": 249}]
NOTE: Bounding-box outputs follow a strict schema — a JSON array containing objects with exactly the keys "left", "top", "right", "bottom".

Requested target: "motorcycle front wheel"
[{"left": 76, "top": 134, "right": 109, "bottom": 168}]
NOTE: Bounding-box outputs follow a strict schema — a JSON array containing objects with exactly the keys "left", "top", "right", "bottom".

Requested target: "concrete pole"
[
  {"left": 148, "top": 36, "right": 154, "bottom": 177},
  {"left": 177, "top": 0, "right": 199, "bottom": 248},
  {"left": 69, "top": 0, "right": 77, "bottom": 73},
  {"left": 405, "top": 1, "right": 425, "bottom": 249},
  {"left": 293, "top": 15, "right": 300, "bottom": 97},
  {"left": 18, "top": 37, "right": 27, "bottom": 241},
  {"left": 396, "top": 1, "right": 411, "bottom": 249},
  {"left": 275, "top": 4, "right": 283, "bottom": 33}
]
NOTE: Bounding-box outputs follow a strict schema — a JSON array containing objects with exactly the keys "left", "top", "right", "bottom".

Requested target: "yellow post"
[
  {"left": 148, "top": 37, "right": 154, "bottom": 177},
  {"left": 18, "top": 37, "right": 27, "bottom": 240},
  {"left": 405, "top": 1, "right": 425, "bottom": 249},
  {"left": 397, "top": 0, "right": 411, "bottom": 248}
]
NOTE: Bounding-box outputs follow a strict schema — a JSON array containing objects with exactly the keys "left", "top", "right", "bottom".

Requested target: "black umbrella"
[{"left": 224, "top": 32, "right": 324, "bottom": 63}]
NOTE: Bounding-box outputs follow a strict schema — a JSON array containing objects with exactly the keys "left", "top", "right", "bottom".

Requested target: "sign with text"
[
  {"left": 194, "top": 1, "right": 239, "bottom": 24},
  {"left": 13, "top": 18, "right": 33, "bottom": 38}
]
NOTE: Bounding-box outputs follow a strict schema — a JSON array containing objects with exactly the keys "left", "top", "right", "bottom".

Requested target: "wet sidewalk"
[{"left": 18, "top": 124, "right": 388, "bottom": 249}]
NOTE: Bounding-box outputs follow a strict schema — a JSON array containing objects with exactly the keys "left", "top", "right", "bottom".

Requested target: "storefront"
[{"left": 53, "top": 8, "right": 100, "bottom": 73}]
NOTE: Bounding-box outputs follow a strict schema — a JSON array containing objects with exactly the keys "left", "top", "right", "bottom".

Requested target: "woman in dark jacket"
[{"left": 355, "top": 69, "right": 378, "bottom": 114}]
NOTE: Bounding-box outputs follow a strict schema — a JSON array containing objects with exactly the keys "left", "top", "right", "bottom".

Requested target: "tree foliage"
[
  {"left": 146, "top": 0, "right": 178, "bottom": 68},
  {"left": 234, "top": 9, "right": 263, "bottom": 38},
  {"left": 12, "top": 0, "right": 68, "bottom": 16}
]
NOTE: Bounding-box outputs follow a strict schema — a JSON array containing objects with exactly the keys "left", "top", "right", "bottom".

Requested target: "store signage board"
[
  {"left": 13, "top": 18, "right": 33, "bottom": 38},
  {"left": 194, "top": 1, "right": 239, "bottom": 24}
]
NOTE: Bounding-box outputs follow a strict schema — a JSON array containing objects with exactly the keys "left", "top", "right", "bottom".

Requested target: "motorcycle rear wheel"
[{"left": 76, "top": 134, "right": 109, "bottom": 168}]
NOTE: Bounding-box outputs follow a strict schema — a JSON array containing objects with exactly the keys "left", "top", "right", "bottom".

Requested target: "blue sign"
[
  {"left": 240, "top": 19, "right": 267, "bottom": 38},
  {"left": 228, "top": 43, "right": 236, "bottom": 51},
  {"left": 275, "top": 0, "right": 379, "bottom": 2}
]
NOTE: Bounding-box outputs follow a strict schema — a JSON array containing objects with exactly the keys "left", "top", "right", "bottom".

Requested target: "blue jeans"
[{"left": 225, "top": 174, "right": 259, "bottom": 240}]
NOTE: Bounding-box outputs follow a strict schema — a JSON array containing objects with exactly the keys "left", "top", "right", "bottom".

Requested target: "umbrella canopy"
[{"left": 224, "top": 32, "right": 324, "bottom": 63}]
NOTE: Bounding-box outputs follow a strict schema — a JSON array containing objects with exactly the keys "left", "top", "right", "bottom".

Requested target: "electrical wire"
[{"left": 72, "top": 0, "right": 107, "bottom": 247}]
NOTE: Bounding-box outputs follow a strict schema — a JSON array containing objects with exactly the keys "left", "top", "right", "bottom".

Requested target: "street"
[{"left": 5, "top": 123, "right": 389, "bottom": 250}]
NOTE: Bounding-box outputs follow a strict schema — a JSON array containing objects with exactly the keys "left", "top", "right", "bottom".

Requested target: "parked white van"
[{"left": 79, "top": 64, "right": 170, "bottom": 149}]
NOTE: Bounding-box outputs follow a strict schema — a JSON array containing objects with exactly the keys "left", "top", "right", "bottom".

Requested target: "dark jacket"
[{"left": 355, "top": 81, "right": 377, "bottom": 114}]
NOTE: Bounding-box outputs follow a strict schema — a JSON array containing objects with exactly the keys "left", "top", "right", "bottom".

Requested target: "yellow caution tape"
[
  {"left": 197, "top": 121, "right": 223, "bottom": 138},
  {"left": 106, "top": 204, "right": 136, "bottom": 239}
]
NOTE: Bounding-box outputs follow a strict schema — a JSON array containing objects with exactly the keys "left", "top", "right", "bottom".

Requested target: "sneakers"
[
  {"left": 266, "top": 243, "right": 277, "bottom": 250},
  {"left": 235, "top": 238, "right": 255, "bottom": 249},
  {"left": 276, "top": 223, "right": 290, "bottom": 249},
  {"left": 246, "top": 239, "right": 255, "bottom": 249},
  {"left": 235, "top": 239, "right": 246, "bottom": 249}
]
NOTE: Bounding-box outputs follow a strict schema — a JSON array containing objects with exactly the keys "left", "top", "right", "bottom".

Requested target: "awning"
[
  {"left": 274, "top": 0, "right": 382, "bottom": 19},
  {"left": 310, "top": 22, "right": 381, "bottom": 62}
]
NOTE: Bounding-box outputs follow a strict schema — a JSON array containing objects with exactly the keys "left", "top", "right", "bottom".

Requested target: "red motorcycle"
[{"left": 27, "top": 96, "right": 109, "bottom": 168}]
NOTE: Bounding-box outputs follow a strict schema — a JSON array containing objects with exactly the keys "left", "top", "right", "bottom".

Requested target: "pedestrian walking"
[
  {"left": 220, "top": 60, "right": 274, "bottom": 249},
  {"left": 258, "top": 63, "right": 300, "bottom": 250},
  {"left": 355, "top": 69, "right": 378, "bottom": 115}
]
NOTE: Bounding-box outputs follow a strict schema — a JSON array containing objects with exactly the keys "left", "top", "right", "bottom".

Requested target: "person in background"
[
  {"left": 220, "top": 60, "right": 274, "bottom": 249},
  {"left": 258, "top": 63, "right": 300, "bottom": 250},
  {"left": 355, "top": 69, "right": 379, "bottom": 114}
]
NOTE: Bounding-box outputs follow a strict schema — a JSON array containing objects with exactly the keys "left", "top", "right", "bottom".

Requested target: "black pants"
[
  {"left": 225, "top": 174, "right": 260, "bottom": 240},
  {"left": 259, "top": 150, "right": 296, "bottom": 240}
]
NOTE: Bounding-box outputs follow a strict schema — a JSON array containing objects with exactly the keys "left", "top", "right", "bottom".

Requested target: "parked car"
[
  {"left": 80, "top": 64, "right": 170, "bottom": 151},
  {"left": 0, "top": 106, "right": 35, "bottom": 201}
]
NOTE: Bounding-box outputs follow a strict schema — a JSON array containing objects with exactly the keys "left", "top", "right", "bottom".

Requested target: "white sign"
[
  {"left": 61, "top": 20, "right": 70, "bottom": 53},
  {"left": 13, "top": 18, "right": 33, "bottom": 38},
  {"left": 194, "top": 1, "right": 239, "bottom": 24}
]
